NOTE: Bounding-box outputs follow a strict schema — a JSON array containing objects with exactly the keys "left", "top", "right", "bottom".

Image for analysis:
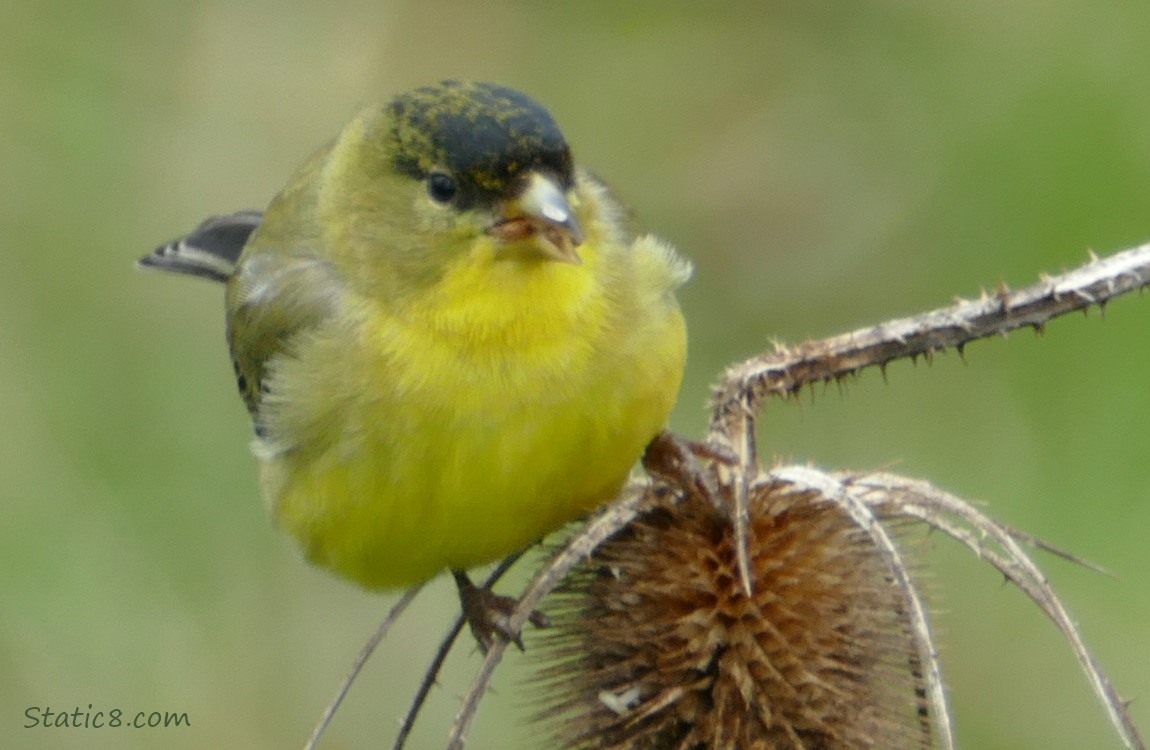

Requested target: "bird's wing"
[
  {"left": 138, "top": 211, "right": 263, "bottom": 282},
  {"left": 226, "top": 250, "right": 345, "bottom": 434}
]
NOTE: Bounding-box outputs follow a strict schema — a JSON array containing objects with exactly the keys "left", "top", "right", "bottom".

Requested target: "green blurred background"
[{"left": 3, "top": 1, "right": 1148, "bottom": 748}]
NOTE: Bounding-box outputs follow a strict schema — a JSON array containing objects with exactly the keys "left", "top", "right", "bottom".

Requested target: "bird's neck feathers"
[{"left": 399, "top": 233, "right": 611, "bottom": 351}]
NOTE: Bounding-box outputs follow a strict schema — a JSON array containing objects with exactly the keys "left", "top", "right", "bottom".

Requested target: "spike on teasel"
[{"left": 531, "top": 479, "right": 934, "bottom": 750}]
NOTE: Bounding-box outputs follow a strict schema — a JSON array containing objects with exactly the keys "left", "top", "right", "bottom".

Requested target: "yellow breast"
[{"left": 259, "top": 233, "right": 687, "bottom": 589}]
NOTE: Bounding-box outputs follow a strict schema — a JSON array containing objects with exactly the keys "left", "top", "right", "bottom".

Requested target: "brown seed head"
[{"left": 532, "top": 479, "right": 933, "bottom": 749}]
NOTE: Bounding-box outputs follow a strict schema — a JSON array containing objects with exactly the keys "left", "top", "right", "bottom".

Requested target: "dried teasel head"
[{"left": 532, "top": 478, "right": 934, "bottom": 750}]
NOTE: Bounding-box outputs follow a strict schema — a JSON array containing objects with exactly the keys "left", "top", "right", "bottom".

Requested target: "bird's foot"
[
  {"left": 641, "top": 430, "right": 737, "bottom": 509},
  {"left": 452, "top": 570, "right": 550, "bottom": 653}
]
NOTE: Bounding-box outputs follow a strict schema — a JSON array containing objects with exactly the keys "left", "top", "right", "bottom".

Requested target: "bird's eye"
[{"left": 426, "top": 171, "right": 458, "bottom": 204}]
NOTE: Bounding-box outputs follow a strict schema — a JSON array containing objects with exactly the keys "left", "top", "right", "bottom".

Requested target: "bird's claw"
[
  {"left": 642, "top": 430, "right": 735, "bottom": 509},
  {"left": 452, "top": 570, "right": 550, "bottom": 653}
]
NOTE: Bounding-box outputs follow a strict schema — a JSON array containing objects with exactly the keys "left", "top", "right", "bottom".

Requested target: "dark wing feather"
[{"left": 138, "top": 211, "right": 263, "bottom": 282}]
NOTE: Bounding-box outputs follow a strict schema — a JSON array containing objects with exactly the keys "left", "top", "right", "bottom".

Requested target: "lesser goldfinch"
[{"left": 141, "top": 80, "right": 690, "bottom": 602}]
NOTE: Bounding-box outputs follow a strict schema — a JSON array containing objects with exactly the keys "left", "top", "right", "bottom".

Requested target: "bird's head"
[
  {"left": 389, "top": 80, "right": 584, "bottom": 264},
  {"left": 325, "top": 80, "right": 589, "bottom": 294}
]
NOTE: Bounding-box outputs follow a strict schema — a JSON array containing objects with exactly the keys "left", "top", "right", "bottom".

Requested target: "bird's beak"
[{"left": 490, "top": 172, "right": 584, "bottom": 264}]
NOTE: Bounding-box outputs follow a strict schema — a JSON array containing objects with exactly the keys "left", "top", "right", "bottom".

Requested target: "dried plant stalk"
[
  {"left": 709, "top": 242, "right": 1150, "bottom": 445},
  {"left": 768, "top": 466, "right": 954, "bottom": 750},
  {"left": 844, "top": 471, "right": 1144, "bottom": 749},
  {"left": 446, "top": 483, "right": 662, "bottom": 750},
  {"left": 304, "top": 583, "right": 424, "bottom": 750}
]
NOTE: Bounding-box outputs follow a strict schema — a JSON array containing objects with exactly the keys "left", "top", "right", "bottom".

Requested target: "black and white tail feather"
[{"left": 138, "top": 210, "right": 262, "bottom": 282}]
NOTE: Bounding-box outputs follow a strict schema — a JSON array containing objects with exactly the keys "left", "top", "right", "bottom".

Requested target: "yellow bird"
[{"left": 141, "top": 80, "right": 690, "bottom": 624}]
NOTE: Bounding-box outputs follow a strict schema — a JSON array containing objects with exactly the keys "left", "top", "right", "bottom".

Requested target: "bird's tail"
[{"left": 138, "top": 210, "right": 263, "bottom": 283}]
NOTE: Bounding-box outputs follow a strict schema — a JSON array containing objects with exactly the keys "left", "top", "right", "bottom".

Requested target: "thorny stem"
[
  {"left": 302, "top": 583, "right": 425, "bottom": 750},
  {"left": 771, "top": 467, "right": 956, "bottom": 750},
  {"left": 707, "top": 241, "right": 1150, "bottom": 600},
  {"left": 847, "top": 471, "right": 1145, "bottom": 750},
  {"left": 445, "top": 483, "right": 661, "bottom": 750},
  {"left": 391, "top": 552, "right": 524, "bottom": 750},
  {"left": 709, "top": 242, "right": 1150, "bottom": 438}
]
